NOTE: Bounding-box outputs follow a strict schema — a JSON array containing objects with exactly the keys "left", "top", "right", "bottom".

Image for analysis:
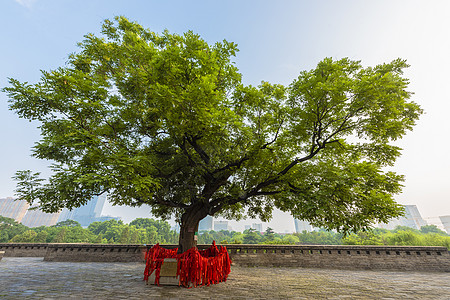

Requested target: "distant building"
[
  {"left": 0, "top": 195, "right": 119, "bottom": 228},
  {"left": 252, "top": 223, "right": 263, "bottom": 232},
  {"left": 439, "top": 215, "right": 450, "bottom": 234},
  {"left": 294, "top": 219, "right": 313, "bottom": 233},
  {"left": 20, "top": 207, "right": 60, "bottom": 227},
  {"left": 58, "top": 195, "right": 105, "bottom": 223},
  {"left": 244, "top": 225, "right": 251, "bottom": 231},
  {"left": 403, "top": 205, "right": 427, "bottom": 228},
  {"left": 94, "top": 215, "right": 121, "bottom": 223},
  {"left": 0, "top": 197, "right": 29, "bottom": 222},
  {"left": 0, "top": 198, "right": 61, "bottom": 227},
  {"left": 58, "top": 195, "right": 119, "bottom": 227},
  {"left": 214, "top": 220, "right": 229, "bottom": 231},
  {"left": 378, "top": 205, "right": 427, "bottom": 230},
  {"left": 198, "top": 216, "right": 213, "bottom": 232}
]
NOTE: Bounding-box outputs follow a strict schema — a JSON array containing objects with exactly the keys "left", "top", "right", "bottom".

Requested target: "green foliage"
[
  {"left": 243, "top": 228, "right": 263, "bottom": 244},
  {"left": 392, "top": 225, "right": 420, "bottom": 233},
  {"left": 295, "top": 230, "right": 343, "bottom": 245},
  {"left": 9, "top": 230, "right": 37, "bottom": 243},
  {"left": 119, "top": 226, "right": 130, "bottom": 243},
  {"left": 341, "top": 227, "right": 450, "bottom": 249},
  {"left": 3, "top": 17, "right": 422, "bottom": 242},
  {"left": 388, "top": 230, "right": 423, "bottom": 246},
  {"left": 342, "top": 231, "right": 384, "bottom": 245},
  {"left": 129, "top": 218, "right": 177, "bottom": 243},
  {"left": 52, "top": 228, "right": 66, "bottom": 243},
  {"left": 1, "top": 217, "right": 178, "bottom": 244},
  {"left": 263, "top": 227, "right": 276, "bottom": 242},
  {"left": 53, "top": 220, "right": 81, "bottom": 227},
  {"left": 1, "top": 214, "right": 448, "bottom": 250},
  {"left": 0, "top": 216, "right": 29, "bottom": 243},
  {"left": 281, "top": 234, "right": 300, "bottom": 245},
  {"left": 422, "top": 233, "right": 450, "bottom": 249},
  {"left": 197, "top": 230, "right": 241, "bottom": 244},
  {"left": 420, "top": 225, "right": 448, "bottom": 236},
  {"left": 34, "top": 231, "right": 48, "bottom": 243},
  {"left": 88, "top": 219, "right": 124, "bottom": 242}
]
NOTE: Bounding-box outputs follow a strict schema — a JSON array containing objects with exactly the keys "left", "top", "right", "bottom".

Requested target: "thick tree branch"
[
  {"left": 253, "top": 190, "right": 284, "bottom": 196},
  {"left": 179, "top": 138, "right": 197, "bottom": 167},
  {"left": 186, "top": 135, "right": 210, "bottom": 165},
  {"left": 262, "top": 120, "right": 283, "bottom": 149},
  {"left": 212, "top": 155, "right": 249, "bottom": 175}
]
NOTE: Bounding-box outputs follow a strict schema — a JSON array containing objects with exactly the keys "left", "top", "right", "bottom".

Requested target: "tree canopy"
[{"left": 3, "top": 16, "right": 422, "bottom": 252}]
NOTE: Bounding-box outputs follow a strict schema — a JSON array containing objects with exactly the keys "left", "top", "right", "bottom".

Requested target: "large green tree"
[{"left": 3, "top": 17, "right": 422, "bottom": 252}]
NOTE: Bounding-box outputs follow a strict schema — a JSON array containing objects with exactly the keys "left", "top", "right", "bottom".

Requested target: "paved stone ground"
[{"left": 0, "top": 257, "right": 449, "bottom": 299}]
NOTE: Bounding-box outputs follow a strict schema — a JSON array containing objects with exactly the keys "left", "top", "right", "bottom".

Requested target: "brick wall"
[
  {"left": 224, "top": 244, "right": 450, "bottom": 272},
  {"left": 43, "top": 244, "right": 148, "bottom": 262},
  {"left": 1, "top": 243, "right": 448, "bottom": 272},
  {"left": 0, "top": 243, "right": 48, "bottom": 257}
]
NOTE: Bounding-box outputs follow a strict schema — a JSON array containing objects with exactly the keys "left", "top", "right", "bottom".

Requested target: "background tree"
[
  {"left": 130, "top": 218, "right": 173, "bottom": 242},
  {"left": 34, "top": 231, "right": 48, "bottom": 243},
  {"left": 243, "top": 228, "right": 262, "bottom": 244},
  {"left": 197, "top": 231, "right": 214, "bottom": 244},
  {"left": 281, "top": 234, "right": 300, "bottom": 245},
  {"left": 119, "top": 226, "right": 130, "bottom": 244},
  {"left": 342, "top": 231, "right": 384, "bottom": 245},
  {"left": 52, "top": 228, "right": 67, "bottom": 243},
  {"left": 262, "top": 227, "right": 276, "bottom": 243},
  {"left": 9, "top": 230, "right": 37, "bottom": 243},
  {"left": 145, "top": 225, "right": 159, "bottom": 244},
  {"left": 420, "top": 225, "right": 448, "bottom": 236},
  {"left": 0, "top": 216, "right": 28, "bottom": 243},
  {"left": 2, "top": 215, "right": 448, "bottom": 249},
  {"left": 53, "top": 219, "right": 81, "bottom": 228},
  {"left": 295, "top": 230, "right": 343, "bottom": 245},
  {"left": 88, "top": 219, "right": 125, "bottom": 243},
  {"left": 94, "top": 233, "right": 106, "bottom": 244},
  {"left": 3, "top": 17, "right": 422, "bottom": 253}
]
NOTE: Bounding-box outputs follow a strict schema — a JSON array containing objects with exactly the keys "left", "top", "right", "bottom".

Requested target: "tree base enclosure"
[{"left": 144, "top": 242, "right": 231, "bottom": 287}]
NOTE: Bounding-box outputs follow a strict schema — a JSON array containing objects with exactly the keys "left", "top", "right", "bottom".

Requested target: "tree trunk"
[{"left": 178, "top": 207, "right": 207, "bottom": 254}]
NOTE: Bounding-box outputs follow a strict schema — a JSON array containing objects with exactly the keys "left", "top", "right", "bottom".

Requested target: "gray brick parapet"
[
  {"left": 0, "top": 243, "right": 49, "bottom": 257},
  {"left": 0, "top": 243, "right": 448, "bottom": 272},
  {"left": 225, "top": 244, "right": 450, "bottom": 272},
  {"left": 44, "top": 244, "right": 147, "bottom": 262}
]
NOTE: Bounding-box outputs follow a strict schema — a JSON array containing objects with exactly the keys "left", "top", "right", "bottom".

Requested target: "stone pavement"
[{"left": 0, "top": 257, "right": 449, "bottom": 299}]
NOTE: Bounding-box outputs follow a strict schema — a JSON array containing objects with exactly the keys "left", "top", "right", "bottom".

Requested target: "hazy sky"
[{"left": 1, "top": 0, "right": 449, "bottom": 232}]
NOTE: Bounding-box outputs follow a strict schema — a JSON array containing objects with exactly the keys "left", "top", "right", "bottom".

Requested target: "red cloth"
[{"left": 143, "top": 241, "right": 232, "bottom": 287}]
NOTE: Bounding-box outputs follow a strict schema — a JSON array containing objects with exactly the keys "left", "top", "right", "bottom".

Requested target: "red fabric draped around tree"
[{"left": 144, "top": 241, "right": 231, "bottom": 287}]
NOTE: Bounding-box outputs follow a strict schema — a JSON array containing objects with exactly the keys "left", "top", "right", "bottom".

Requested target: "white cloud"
[{"left": 14, "top": 0, "right": 37, "bottom": 9}]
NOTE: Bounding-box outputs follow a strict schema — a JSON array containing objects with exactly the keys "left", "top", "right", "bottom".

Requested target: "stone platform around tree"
[{"left": 147, "top": 258, "right": 180, "bottom": 286}]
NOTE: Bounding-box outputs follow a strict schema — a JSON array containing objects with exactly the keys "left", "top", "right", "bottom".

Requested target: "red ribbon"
[{"left": 143, "top": 241, "right": 232, "bottom": 287}]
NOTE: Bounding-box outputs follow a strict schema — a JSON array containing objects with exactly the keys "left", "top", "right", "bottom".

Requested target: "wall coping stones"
[{"left": 0, "top": 243, "right": 49, "bottom": 248}]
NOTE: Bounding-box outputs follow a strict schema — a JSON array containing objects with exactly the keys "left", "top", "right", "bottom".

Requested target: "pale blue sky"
[{"left": 1, "top": 0, "right": 449, "bottom": 231}]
